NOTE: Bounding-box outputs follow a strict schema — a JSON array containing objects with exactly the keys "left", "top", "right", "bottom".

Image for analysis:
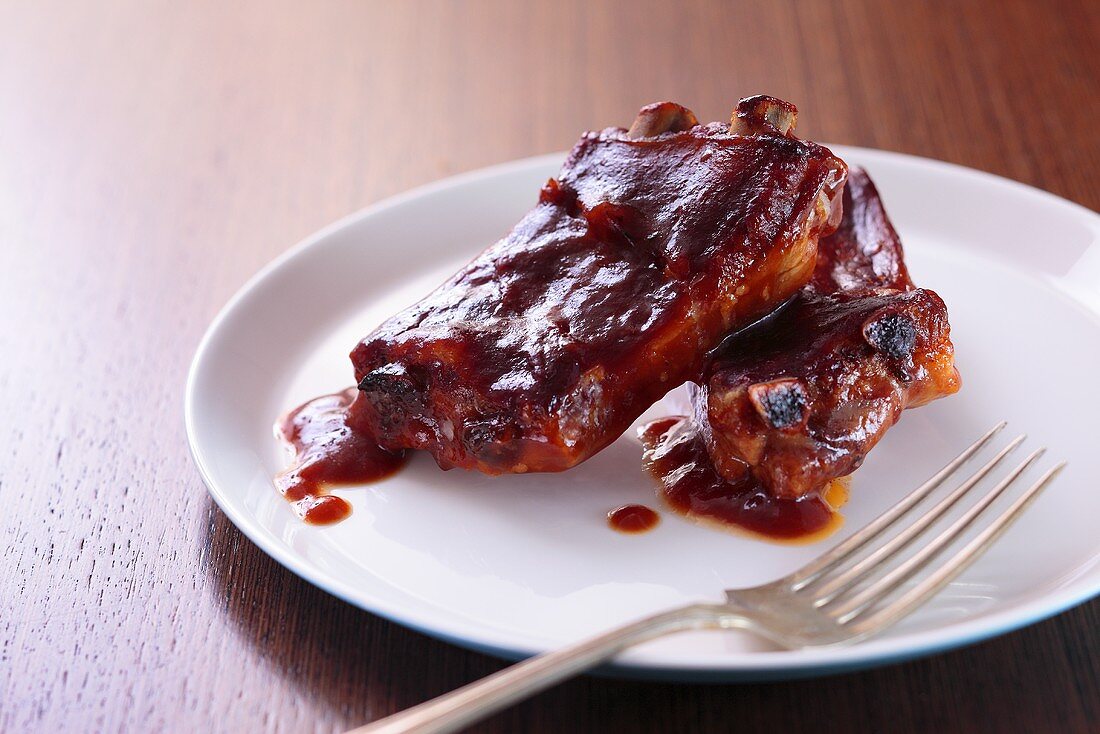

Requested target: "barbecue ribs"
[
  {"left": 692, "top": 168, "right": 961, "bottom": 498},
  {"left": 349, "top": 97, "right": 847, "bottom": 474}
]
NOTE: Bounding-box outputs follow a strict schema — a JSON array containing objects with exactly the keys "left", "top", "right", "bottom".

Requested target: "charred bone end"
[
  {"left": 358, "top": 362, "right": 416, "bottom": 396},
  {"left": 747, "top": 378, "right": 810, "bottom": 431},
  {"left": 626, "top": 102, "right": 700, "bottom": 139},
  {"left": 863, "top": 312, "right": 918, "bottom": 361},
  {"left": 731, "top": 95, "right": 798, "bottom": 136}
]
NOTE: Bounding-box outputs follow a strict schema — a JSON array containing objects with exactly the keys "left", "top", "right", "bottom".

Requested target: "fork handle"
[{"left": 346, "top": 603, "right": 728, "bottom": 734}]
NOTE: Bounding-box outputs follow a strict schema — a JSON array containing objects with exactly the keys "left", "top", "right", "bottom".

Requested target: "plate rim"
[{"left": 185, "top": 145, "right": 1100, "bottom": 679}]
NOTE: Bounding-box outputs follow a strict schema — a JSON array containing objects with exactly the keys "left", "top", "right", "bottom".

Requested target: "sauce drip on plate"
[
  {"left": 274, "top": 388, "right": 408, "bottom": 525},
  {"left": 639, "top": 416, "right": 849, "bottom": 543},
  {"left": 607, "top": 504, "right": 661, "bottom": 534}
]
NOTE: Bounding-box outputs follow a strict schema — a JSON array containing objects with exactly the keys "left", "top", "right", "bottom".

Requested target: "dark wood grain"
[{"left": 1, "top": 1, "right": 1097, "bottom": 732}]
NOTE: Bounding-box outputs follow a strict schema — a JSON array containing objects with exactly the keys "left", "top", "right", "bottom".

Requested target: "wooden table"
[{"left": 2, "top": 1, "right": 1097, "bottom": 731}]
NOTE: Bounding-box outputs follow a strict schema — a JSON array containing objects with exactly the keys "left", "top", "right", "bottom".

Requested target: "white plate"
[{"left": 186, "top": 147, "right": 1100, "bottom": 681}]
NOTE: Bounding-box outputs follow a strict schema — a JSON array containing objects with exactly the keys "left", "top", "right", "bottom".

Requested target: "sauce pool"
[
  {"left": 274, "top": 394, "right": 850, "bottom": 536},
  {"left": 607, "top": 504, "right": 660, "bottom": 534},
  {"left": 274, "top": 388, "right": 409, "bottom": 525},
  {"left": 639, "top": 416, "right": 849, "bottom": 543}
]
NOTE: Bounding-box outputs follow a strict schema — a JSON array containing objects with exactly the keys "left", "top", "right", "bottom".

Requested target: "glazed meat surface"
[
  {"left": 694, "top": 168, "right": 960, "bottom": 498},
  {"left": 351, "top": 97, "right": 846, "bottom": 474}
]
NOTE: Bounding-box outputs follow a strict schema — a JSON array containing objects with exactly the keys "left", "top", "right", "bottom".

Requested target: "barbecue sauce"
[
  {"left": 640, "top": 417, "right": 848, "bottom": 542},
  {"left": 274, "top": 388, "right": 408, "bottom": 525},
  {"left": 607, "top": 504, "right": 661, "bottom": 534}
]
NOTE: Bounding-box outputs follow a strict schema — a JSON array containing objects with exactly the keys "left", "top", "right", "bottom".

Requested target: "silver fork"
[{"left": 349, "top": 423, "right": 1065, "bottom": 734}]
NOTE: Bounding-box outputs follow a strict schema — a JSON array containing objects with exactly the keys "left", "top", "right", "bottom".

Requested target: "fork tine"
[
  {"left": 828, "top": 448, "right": 1045, "bottom": 620},
  {"left": 807, "top": 436, "right": 1028, "bottom": 605},
  {"left": 788, "top": 422, "right": 1007, "bottom": 590},
  {"left": 844, "top": 462, "right": 1066, "bottom": 633}
]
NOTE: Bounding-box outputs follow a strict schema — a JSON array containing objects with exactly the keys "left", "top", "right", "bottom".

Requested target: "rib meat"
[
  {"left": 692, "top": 168, "right": 961, "bottom": 498},
  {"left": 350, "top": 97, "right": 846, "bottom": 474}
]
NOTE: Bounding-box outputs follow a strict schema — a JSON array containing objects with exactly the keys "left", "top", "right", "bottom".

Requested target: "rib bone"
[
  {"left": 731, "top": 95, "right": 798, "bottom": 136},
  {"left": 626, "top": 102, "right": 699, "bottom": 139}
]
